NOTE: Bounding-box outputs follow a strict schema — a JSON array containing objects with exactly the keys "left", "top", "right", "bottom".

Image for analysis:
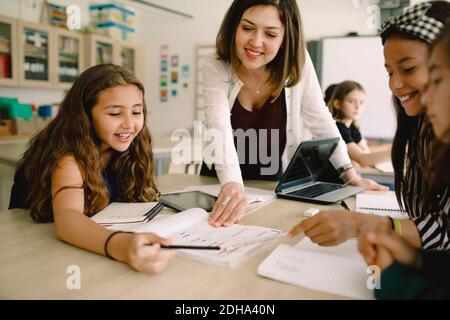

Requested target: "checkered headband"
[{"left": 380, "top": 2, "right": 444, "bottom": 44}]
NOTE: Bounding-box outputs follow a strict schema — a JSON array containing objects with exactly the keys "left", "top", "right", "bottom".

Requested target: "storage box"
[
  {"left": 0, "top": 119, "right": 14, "bottom": 136},
  {"left": 12, "top": 118, "right": 37, "bottom": 135},
  {"left": 93, "top": 21, "right": 135, "bottom": 42},
  {"left": 90, "top": 3, "right": 135, "bottom": 29},
  {"left": 0, "top": 98, "right": 33, "bottom": 120}
]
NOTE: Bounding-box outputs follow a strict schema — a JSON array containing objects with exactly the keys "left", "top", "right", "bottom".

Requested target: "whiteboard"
[{"left": 321, "top": 36, "right": 395, "bottom": 139}]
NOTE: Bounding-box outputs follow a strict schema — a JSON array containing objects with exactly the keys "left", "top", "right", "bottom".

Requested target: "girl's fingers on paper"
[
  {"left": 304, "top": 224, "right": 328, "bottom": 238},
  {"left": 308, "top": 234, "right": 330, "bottom": 245},
  {"left": 289, "top": 215, "right": 322, "bottom": 237},
  {"left": 288, "top": 222, "right": 306, "bottom": 237},
  {"left": 319, "top": 240, "right": 340, "bottom": 247}
]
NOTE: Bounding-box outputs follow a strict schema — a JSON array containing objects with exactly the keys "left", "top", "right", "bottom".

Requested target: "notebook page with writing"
[
  {"left": 172, "top": 222, "right": 281, "bottom": 268},
  {"left": 356, "top": 193, "right": 408, "bottom": 220},
  {"left": 110, "top": 208, "right": 281, "bottom": 268},
  {"left": 257, "top": 238, "right": 373, "bottom": 300}
]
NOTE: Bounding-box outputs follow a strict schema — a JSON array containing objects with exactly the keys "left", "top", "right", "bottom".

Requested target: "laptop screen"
[{"left": 277, "top": 138, "right": 339, "bottom": 190}]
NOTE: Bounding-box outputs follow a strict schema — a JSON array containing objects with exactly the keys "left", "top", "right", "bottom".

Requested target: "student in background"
[
  {"left": 9, "top": 64, "right": 177, "bottom": 274},
  {"left": 289, "top": 1, "right": 450, "bottom": 250},
  {"left": 358, "top": 23, "right": 450, "bottom": 299},
  {"left": 323, "top": 83, "right": 337, "bottom": 105},
  {"left": 328, "top": 80, "right": 391, "bottom": 167},
  {"left": 201, "top": 0, "right": 386, "bottom": 228}
]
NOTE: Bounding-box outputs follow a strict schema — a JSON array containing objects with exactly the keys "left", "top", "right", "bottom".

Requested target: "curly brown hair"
[{"left": 17, "top": 64, "right": 159, "bottom": 222}]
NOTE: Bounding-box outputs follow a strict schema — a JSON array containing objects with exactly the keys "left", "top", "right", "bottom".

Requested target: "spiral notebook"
[{"left": 356, "top": 193, "right": 408, "bottom": 220}]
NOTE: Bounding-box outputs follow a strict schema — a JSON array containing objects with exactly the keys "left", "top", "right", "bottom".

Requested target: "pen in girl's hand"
[
  {"left": 161, "top": 244, "right": 221, "bottom": 250},
  {"left": 146, "top": 243, "right": 221, "bottom": 250}
]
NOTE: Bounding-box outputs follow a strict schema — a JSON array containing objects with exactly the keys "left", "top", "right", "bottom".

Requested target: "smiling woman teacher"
[{"left": 200, "top": 0, "right": 386, "bottom": 227}]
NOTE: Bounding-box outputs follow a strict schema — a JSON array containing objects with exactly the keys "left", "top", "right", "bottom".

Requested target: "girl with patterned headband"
[
  {"left": 289, "top": 1, "right": 450, "bottom": 251},
  {"left": 358, "top": 21, "right": 450, "bottom": 299}
]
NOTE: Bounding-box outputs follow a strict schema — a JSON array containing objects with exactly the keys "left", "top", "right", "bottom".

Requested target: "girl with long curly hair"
[{"left": 9, "top": 64, "right": 177, "bottom": 274}]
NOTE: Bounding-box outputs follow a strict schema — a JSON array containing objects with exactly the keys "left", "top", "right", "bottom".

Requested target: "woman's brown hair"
[
  {"left": 17, "top": 64, "right": 159, "bottom": 222},
  {"left": 327, "top": 80, "right": 365, "bottom": 122},
  {"left": 216, "top": 0, "right": 305, "bottom": 97}
]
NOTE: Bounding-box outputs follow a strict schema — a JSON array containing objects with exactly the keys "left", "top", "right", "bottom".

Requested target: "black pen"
[
  {"left": 160, "top": 244, "right": 221, "bottom": 250},
  {"left": 340, "top": 200, "right": 351, "bottom": 211}
]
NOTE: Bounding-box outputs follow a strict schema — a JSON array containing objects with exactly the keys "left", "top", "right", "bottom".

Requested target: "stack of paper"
[
  {"left": 257, "top": 238, "right": 374, "bottom": 300},
  {"left": 95, "top": 205, "right": 282, "bottom": 268},
  {"left": 91, "top": 202, "right": 161, "bottom": 225}
]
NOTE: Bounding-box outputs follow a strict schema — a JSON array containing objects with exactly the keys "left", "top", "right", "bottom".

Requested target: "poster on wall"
[
  {"left": 171, "top": 55, "right": 179, "bottom": 68},
  {"left": 158, "top": 44, "right": 191, "bottom": 103},
  {"left": 160, "top": 60, "right": 168, "bottom": 72},
  {"left": 182, "top": 64, "right": 190, "bottom": 89},
  {"left": 171, "top": 71, "right": 178, "bottom": 84},
  {"left": 160, "top": 90, "right": 168, "bottom": 103},
  {"left": 160, "top": 75, "right": 168, "bottom": 87}
]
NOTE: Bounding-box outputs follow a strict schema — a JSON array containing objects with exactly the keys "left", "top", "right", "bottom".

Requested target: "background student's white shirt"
[{"left": 200, "top": 51, "right": 351, "bottom": 185}]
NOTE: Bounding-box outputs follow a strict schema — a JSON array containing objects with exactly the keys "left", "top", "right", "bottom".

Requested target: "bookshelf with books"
[{"left": 0, "top": 15, "right": 18, "bottom": 86}]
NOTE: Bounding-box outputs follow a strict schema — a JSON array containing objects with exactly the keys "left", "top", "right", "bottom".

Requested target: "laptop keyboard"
[{"left": 289, "top": 183, "right": 343, "bottom": 198}]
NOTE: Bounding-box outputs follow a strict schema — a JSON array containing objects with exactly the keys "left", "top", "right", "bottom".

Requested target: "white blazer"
[{"left": 200, "top": 51, "right": 351, "bottom": 185}]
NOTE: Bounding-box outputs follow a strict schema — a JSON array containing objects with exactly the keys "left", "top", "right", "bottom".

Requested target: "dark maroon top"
[{"left": 230, "top": 89, "right": 287, "bottom": 180}]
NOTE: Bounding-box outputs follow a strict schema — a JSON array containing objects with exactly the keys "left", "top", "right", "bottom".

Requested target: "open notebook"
[
  {"left": 95, "top": 206, "right": 281, "bottom": 268},
  {"left": 356, "top": 193, "right": 408, "bottom": 220},
  {"left": 257, "top": 238, "right": 374, "bottom": 300}
]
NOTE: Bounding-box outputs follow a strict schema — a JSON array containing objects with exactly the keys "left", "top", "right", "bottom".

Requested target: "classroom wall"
[{"left": 0, "top": 0, "right": 436, "bottom": 137}]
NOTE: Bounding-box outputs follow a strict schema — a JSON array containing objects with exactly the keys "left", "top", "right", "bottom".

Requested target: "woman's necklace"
[{"left": 255, "top": 78, "right": 265, "bottom": 95}]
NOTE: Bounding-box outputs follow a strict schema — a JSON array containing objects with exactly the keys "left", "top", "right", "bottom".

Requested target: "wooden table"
[{"left": 0, "top": 174, "right": 359, "bottom": 299}]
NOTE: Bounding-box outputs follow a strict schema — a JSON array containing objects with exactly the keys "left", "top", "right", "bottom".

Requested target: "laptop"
[{"left": 275, "top": 138, "right": 365, "bottom": 204}]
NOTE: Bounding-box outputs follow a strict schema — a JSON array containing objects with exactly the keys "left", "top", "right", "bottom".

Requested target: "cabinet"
[
  {"left": 54, "top": 28, "right": 84, "bottom": 89},
  {"left": 18, "top": 21, "right": 55, "bottom": 88},
  {"left": 119, "top": 43, "right": 143, "bottom": 81},
  {"left": 85, "top": 33, "right": 143, "bottom": 79},
  {"left": 0, "top": 15, "right": 19, "bottom": 86},
  {"left": 0, "top": 17, "right": 144, "bottom": 89}
]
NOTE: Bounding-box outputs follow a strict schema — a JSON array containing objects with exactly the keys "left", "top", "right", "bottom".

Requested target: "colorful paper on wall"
[{"left": 160, "top": 90, "right": 168, "bottom": 103}]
